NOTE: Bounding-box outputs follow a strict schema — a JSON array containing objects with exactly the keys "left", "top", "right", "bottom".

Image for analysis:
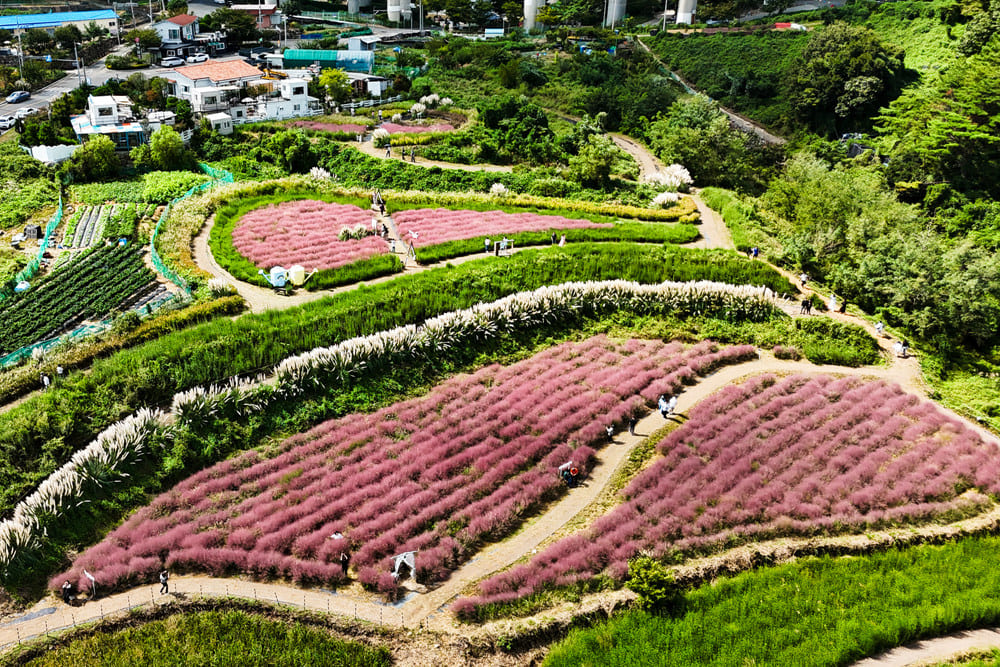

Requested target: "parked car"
[
  {"left": 5, "top": 90, "right": 29, "bottom": 104},
  {"left": 0, "top": 116, "right": 15, "bottom": 131},
  {"left": 14, "top": 107, "right": 38, "bottom": 119},
  {"left": 185, "top": 53, "right": 209, "bottom": 64},
  {"left": 160, "top": 56, "right": 185, "bottom": 67}
]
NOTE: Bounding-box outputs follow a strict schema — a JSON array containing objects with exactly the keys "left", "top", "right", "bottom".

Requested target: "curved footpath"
[
  {"left": 4, "top": 344, "right": 997, "bottom": 659},
  {"left": 5, "top": 144, "right": 1000, "bottom": 666}
]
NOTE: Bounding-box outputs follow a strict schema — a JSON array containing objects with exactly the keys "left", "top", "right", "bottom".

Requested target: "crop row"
[
  {"left": 70, "top": 204, "right": 106, "bottom": 248},
  {"left": 53, "top": 337, "right": 756, "bottom": 593},
  {"left": 103, "top": 203, "right": 139, "bottom": 239},
  {"left": 457, "top": 374, "right": 999, "bottom": 616},
  {"left": 0, "top": 245, "right": 155, "bottom": 355}
]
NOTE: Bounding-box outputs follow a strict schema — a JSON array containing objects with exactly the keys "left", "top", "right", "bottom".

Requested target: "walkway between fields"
[
  {"left": 6, "top": 344, "right": 993, "bottom": 651},
  {"left": 854, "top": 629, "right": 1000, "bottom": 666},
  {"left": 353, "top": 140, "right": 514, "bottom": 173}
]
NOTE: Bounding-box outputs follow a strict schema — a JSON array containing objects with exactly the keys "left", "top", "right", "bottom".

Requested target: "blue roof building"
[{"left": 0, "top": 10, "right": 119, "bottom": 36}]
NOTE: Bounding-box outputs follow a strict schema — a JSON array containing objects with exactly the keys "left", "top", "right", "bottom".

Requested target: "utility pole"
[
  {"left": 661, "top": 0, "right": 668, "bottom": 31},
  {"left": 74, "top": 42, "right": 84, "bottom": 88},
  {"left": 16, "top": 20, "right": 24, "bottom": 72}
]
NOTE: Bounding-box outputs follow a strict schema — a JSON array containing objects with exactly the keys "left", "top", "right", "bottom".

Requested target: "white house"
[
  {"left": 165, "top": 60, "right": 264, "bottom": 113},
  {"left": 239, "top": 77, "right": 322, "bottom": 123},
  {"left": 345, "top": 72, "right": 391, "bottom": 97},
  {"left": 205, "top": 112, "right": 234, "bottom": 135},
  {"left": 69, "top": 95, "right": 147, "bottom": 150},
  {"left": 153, "top": 14, "right": 199, "bottom": 46}
]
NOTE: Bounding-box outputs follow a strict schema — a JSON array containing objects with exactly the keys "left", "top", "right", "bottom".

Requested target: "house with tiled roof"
[
  {"left": 165, "top": 60, "right": 321, "bottom": 124},
  {"left": 165, "top": 60, "right": 264, "bottom": 115}
]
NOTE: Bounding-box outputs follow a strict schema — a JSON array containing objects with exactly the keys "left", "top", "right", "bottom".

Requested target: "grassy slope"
[
  {"left": 546, "top": 536, "right": 1000, "bottom": 667},
  {"left": 13, "top": 610, "right": 391, "bottom": 667}
]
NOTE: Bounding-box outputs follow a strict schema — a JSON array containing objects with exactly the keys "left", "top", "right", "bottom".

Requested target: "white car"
[
  {"left": 14, "top": 107, "right": 38, "bottom": 120},
  {"left": 0, "top": 116, "right": 15, "bottom": 131},
  {"left": 185, "top": 53, "right": 209, "bottom": 64},
  {"left": 160, "top": 56, "right": 185, "bottom": 67}
]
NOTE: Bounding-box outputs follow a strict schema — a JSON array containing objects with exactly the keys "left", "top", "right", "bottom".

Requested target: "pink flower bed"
[
  {"left": 289, "top": 121, "right": 369, "bottom": 133},
  {"left": 394, "top": 208, "right": 611, "bottom": 247},
  {"left": 232, "top": 199, "right": 388, "bottom": 270},
  {"left": 53, "top": 338, "right": 756, "bottom": 594},
  {"left": 457, "top": 374, "right": 1000, "bottom": 614},
  {"left": 380, "top": 122, "right": 455, "bottom": 134}
]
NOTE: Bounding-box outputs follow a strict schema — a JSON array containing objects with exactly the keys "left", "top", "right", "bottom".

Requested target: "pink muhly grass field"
[
  {"left": 289, "top": 121, "right": 368, "bottom": 134},
  {"left": 394, "top": 208, "right": 611, "bottom": 247},
  {"left": 232, "top": 199, "right": 387, "bottom": 270},
  {"left": 380, "top": 122, "right": 455, "bottom": 134},
  {"left": 53, "top": 337, "right": 755, "bottom": 594},
  {"left": 460, "top": 374, "right": 1000, "bottom": 613}
]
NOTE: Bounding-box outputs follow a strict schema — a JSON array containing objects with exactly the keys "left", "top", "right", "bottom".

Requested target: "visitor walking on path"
[
  {"left": 800, "top": 298, "right": 811, "bottom": 315},
  {"left": 61, "top": 581, "right": 73, "bottom": 603},
  {"left": 159, "top": 570, "right": 169, "bottom": 595},
  {"left": 628, "top": 415, "right": 638, "bottom": 436},
  {"left": 340, "top": 550, "right": 351, "bottom": 577},
  {"left": 484, "top": 237, "right": 491, "bottom": 254},
  {"left": 606, "top": 425, "right": 614, "bottom": 442},
  {"left": 875, "top": 321, "right": 885, "bottom": 337}
]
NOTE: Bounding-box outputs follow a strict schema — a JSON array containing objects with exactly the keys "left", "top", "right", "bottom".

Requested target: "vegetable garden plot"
[
  {"left": 0, "top": 246, "right": 156, "bottom": 355},
  {"left": 232, "top": 199, "right": 389, "bottom": 270},
  {"left": 394, "top": 209, "right": 612, "bottom": 247},
  {"left": 54, "top": 337, "right": 756, "bottom": 594},
  {"left": 458, "top": 374, "right": 1000, "bottom": 615}
]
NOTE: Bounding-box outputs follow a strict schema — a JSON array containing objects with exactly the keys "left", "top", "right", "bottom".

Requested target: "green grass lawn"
[
  {"left": 14, "top": 609, "right": 391, "bottom": 667},
  {"left": 546, "top": 536, "right": 1000, "bottom": 666}
]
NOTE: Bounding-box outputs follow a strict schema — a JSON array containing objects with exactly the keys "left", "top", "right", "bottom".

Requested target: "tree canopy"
[{"left": 789, "top": 22, "right": 906, "bottom": 135}]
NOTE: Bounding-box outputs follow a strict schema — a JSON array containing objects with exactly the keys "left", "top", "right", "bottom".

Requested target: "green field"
[
  {"left": 546, "top": 536, "right": 1000, "bottom": 666},
  {"left": 10, "top": 609, "right": 391, "bottom": 667}
]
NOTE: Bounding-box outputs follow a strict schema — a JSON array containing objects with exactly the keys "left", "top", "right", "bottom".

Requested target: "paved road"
[{"left": 0, "top": 46, "right": 249, "bottom": 121}]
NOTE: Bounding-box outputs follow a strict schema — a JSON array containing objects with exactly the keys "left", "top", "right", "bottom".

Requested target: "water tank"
[
  {"left": 347, "top": 0, "right": 360, "bottom": 12},
  {"left": 400, "top": 0, "right": 411, "bottom": 19},
  {"left": 387, "top": 0, "right": 401, "bottom": 22},
  {"left": 676, "top": 0, "right": 695, "bottom": 23},
  {"left": 288, "top": 265, "right": 306, "bottom": 286},
  {"left": 605, "top": 0, "right": 626, "bottom": 26},
  {"left": 523, "top": 0, "right": 538, "bottom": 30}
]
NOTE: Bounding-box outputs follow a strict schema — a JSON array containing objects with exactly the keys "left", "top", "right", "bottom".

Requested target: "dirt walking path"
[
  {"left": 353, "top": 141, "right": 514, "bottom": 173},
  {"left": 6, "top": 340, "right": 992, "bottom": 655},
  {"left": 6, "top": 147, "right": 997, "bottom": 664},
  {"left": 853, "top": 630, "right": 1000, "bottom": 666}
]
